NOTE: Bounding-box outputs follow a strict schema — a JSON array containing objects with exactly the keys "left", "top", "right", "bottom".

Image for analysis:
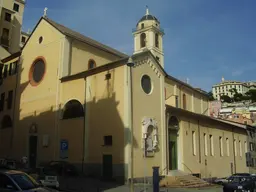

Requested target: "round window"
[
  {"left": 141, "top": 75, "right": 152, "bottom": 94},
  {"left": 29, "top": 58, "right": 46, "bottom": 86}
]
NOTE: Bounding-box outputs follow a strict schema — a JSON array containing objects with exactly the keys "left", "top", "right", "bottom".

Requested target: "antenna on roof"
[
  {"left": 43, "top": 7, "right": 48, "bottom": 18},
  {"left": 27, "top": 29, "right": 31, "bottom": 34},
  {"left": 186, "top": 78, "right": 190, "bottom": 84},
  {"left": 146, "top": 5, "right": 149, "bottom": 15}
]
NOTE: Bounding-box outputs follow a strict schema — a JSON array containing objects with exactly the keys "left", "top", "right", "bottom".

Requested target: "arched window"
[
  {"left": 168, "top": 116, "right": 179, "bottom": 130},
  {"left": 88, "top": 59, "right": 96, "bottom": 69},
  {"left": 140, "top": 33, "right": 146, "bottom": 48},
  {"left": 62, "top": 100, "right": 84, "bottom": 119},
  {"left": 1, "top": 115, "right": 12, "bottom": 129},
  {"left": 183, "top": 94, "right": 186, "bottom": 110},
  {"left": 155, "top": 33, "right": 159, "bottom": 48}
]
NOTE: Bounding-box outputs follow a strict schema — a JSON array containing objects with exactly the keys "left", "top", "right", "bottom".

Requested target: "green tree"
[
  {"left": 220, "top": 95, "right": 232, "bottom": 103},
  {"left": 233, "top": 93, "right": 243, "bottom": 102},
  {"left": 245, "top": 90, "right": 256, "bottom": 102},
  {"left": 207, "top": 91, "right": 215, "bottom": 101},
  {"left": 229, "top": 88, "right": 237, "bottom": 97}
]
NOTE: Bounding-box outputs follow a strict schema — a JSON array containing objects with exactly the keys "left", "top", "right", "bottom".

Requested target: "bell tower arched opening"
[{"left": 140, "top": 33, "right": 146, "bottom": 48}]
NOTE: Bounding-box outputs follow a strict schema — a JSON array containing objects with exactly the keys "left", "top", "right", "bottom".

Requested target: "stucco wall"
[
  {"left": 179, "top": 116, "right": 249, "bottom": 178},
  {"left": 132, "top": 57, "right": 165, "bottom": 178},
  {"left": 70, "top": 40, "right": 120, "bottom": 75},
  {"left": 11, "top": 19, "right": 65, "bottom": 162},
  {"left": 85, "top": 65, "right": 125, "bottom": 178},
  {"left": 0, "top": 57, "right": 19, "bottom": 157},
  {"left": 165, "top": 78, "right": 209, "bottom": 115}
]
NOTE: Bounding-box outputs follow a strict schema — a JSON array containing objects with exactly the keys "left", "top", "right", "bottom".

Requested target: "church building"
[{"left": 0, "top": 8, "right": 253, "bottom": 182}]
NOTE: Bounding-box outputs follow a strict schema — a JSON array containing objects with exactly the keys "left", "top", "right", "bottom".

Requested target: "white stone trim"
[{"left": 141, "top": 117, "right": 158, "bottom": 151}]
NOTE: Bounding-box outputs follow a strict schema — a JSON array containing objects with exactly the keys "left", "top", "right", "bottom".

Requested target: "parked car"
[
  {"left": 0, "top": 169, "right": 60, "bottom": 191},
  {"left": 34, "top": 167, "right": 60, "bottom": 189},
  {"left": 214, "top": 177, "right": 230, "bottom": 185},
  {"left": 223, "top": 175, "right": 256, "bottom": 192},
  {"left": 40, "top": 161, "right": 79, "bottom": 177}
]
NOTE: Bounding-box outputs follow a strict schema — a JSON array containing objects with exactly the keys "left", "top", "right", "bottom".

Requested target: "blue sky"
[{"left": 22, "top": 0, "right": 256, "bottom": 91}]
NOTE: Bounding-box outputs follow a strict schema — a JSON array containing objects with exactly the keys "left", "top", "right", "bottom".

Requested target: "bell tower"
[{"left": 133, "top": 7, "right": 165, "bottom": 67}]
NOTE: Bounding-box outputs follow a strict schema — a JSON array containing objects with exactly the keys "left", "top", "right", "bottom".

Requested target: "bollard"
[{"left": 153, "top": 166, "right": 160, "bottom": 192}]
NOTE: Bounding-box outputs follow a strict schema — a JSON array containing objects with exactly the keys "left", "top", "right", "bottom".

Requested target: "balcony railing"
[{"left": 0, "top": 37, "right": 9, "bottom": 47}]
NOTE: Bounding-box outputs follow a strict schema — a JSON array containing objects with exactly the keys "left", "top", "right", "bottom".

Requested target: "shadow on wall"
[{"left": 2, "top": 59, "right": 139, "bottom": 185}]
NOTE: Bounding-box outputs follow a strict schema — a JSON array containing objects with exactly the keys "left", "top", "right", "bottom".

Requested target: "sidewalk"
[
  {"left": 104, "top": 185, "right": 223, "bottom": 192},
  {"left": 59, "top": 176, "right": 123, "bottom": 192},
  {"left": 59, "top": 177, "right": 223, "bottom": 192}
]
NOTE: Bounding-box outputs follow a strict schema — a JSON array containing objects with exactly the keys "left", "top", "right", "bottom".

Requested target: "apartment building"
[
  {"left": 212, "top": 77, "right": 255, "bottom": 100},
  {"left": 0, "top": 0, "right": 25, "bottom": 57},
  {"left": 20, "top": 30, "right": 29, "bottom": 47}
]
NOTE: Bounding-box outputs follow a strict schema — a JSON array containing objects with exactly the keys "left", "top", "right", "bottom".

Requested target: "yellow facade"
[{"left": 0, "top": 10, "right": 252, "bottom": 183}]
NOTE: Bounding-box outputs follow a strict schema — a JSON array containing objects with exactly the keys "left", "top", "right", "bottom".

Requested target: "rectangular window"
[
  {"left": 0, "top": 65, "right": 3, "bottom": 79},
  {"left": 9, "top": 63, "right": 12, "bottom": 76},
  {"left": 175, "top": 96, "right": 179, "bottom": 108},
  {"left": 9, "top": 62, "right": 18, "bottom": 75},
  {"left": 21, "top": 36, "right": 26, "bottom": 43},
  {"left": 239, "top": 140, "right": 242, "bottom": 157},
  {"left": 226, "top": 138, "right": 230, "bottom": 156},
  {"left": 7, "top": 90, "right": 13, "bottom": 110},
  {"left": 13, "top": 3, "right": 19, "bottom": 12},
  {"left": 192, "top": 131, "right": 196, "bottom": 155},
  {"left": 0, "top": 93, "right": 5, "bottom": 111},
  {"left": 219, "top": 136, "right": 223, "bottom": 156},
  {"left": 5, "top": 12, "right": 11, "bottom": 22},
  {"left": 204, "top": 133, "right": 208, "bottom": 156},
  {"left": 210, "top": 135, "right": 214, "bottom": 156},
  {"left": 2, "top": 28, "right": 9, "bottom": 39},
  {"left": 3, "top": 65, "right": 8, "bottom": 78},
  {"left": 245, "top": 141, "right": 248, "bottom": 153},
  {"left": 104, "top": 135, "right": 112, "bottom": 146},
  {"left": 250, "top": 142, "right": 254, "bottom": 151},
  {"left": 234, "top": 139, "right": 237, "bottom": 156}
]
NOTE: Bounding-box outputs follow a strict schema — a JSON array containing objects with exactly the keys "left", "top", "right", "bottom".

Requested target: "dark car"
[
  {"left": 0, "top": 169, "right": 59, "bottom": 191},
  {"left": 223, "top": 176, "right": 256, "bottom": 192},
  {"left": 41, "top": 161, "right": 79, "bottom": 177}
]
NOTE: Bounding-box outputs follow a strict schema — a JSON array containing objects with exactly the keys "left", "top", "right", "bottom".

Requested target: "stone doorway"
[{"left": 168, "top": 116, "right": 179, "bottom": 171}]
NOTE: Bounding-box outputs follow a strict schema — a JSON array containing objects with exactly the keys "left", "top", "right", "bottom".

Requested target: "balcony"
[{"left": 0, "top": 37, "right": 9, "bottom": 47}]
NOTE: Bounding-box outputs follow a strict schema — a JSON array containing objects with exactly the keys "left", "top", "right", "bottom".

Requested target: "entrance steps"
[{"left": 160, "top": 170, "right": 214, "bottom": 188}]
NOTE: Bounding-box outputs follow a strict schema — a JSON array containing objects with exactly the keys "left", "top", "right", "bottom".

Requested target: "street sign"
[{"left": 60, "top": 139, "right": 68, "bottom": 159}]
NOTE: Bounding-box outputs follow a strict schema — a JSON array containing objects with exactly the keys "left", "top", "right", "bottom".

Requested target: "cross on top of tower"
[
  {"left": 43, "top": 7, "right": 48, "bottom": 17},
  {"left": 146, "top": 6, "right": 149, "bottom": 15}
]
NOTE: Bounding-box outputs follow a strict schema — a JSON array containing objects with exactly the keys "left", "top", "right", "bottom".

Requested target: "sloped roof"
[
  {"left": 44, "top": 17, "right": 128, "bottom": 58},
  {"left": 166, "top": 105, "right": 252, "bottom": 130}
]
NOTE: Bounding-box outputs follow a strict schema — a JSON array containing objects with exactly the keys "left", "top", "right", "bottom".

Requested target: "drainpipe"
[
  {"left": 11, "top": 60, "right": 20, "bottom": 149},
  {"left": 198, "top": 120, "right": 201, "bottom": 164},
  {"left": 81, "top": 78, "right": 86, "bottom": 174},
  {"left": 127, "top": 57, "right": 134, "bottom": 192},
  {"left": 232, "top": 127, "right": 237, "bottom": 174}
]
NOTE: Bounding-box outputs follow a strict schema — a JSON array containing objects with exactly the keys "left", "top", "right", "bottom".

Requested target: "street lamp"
[{"left": 127, "top": 57, "right": 134, "bottom": 192}]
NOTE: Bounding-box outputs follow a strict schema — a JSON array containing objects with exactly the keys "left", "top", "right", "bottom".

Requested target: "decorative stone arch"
[
  {"left": 1, "top": 115, "right": 13, "bottom": 129},
  {"left": 62, "top": 99, "right": 84, "bottom": 119},
  {"left": 168, "top": 116, "right": 179, "bottom": 130},
  {"left": 141, "top": 117, "right": 158, "bottom": 155},
  {"left": 167, "top": 115, "right": 179, "bottom": 170}
]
